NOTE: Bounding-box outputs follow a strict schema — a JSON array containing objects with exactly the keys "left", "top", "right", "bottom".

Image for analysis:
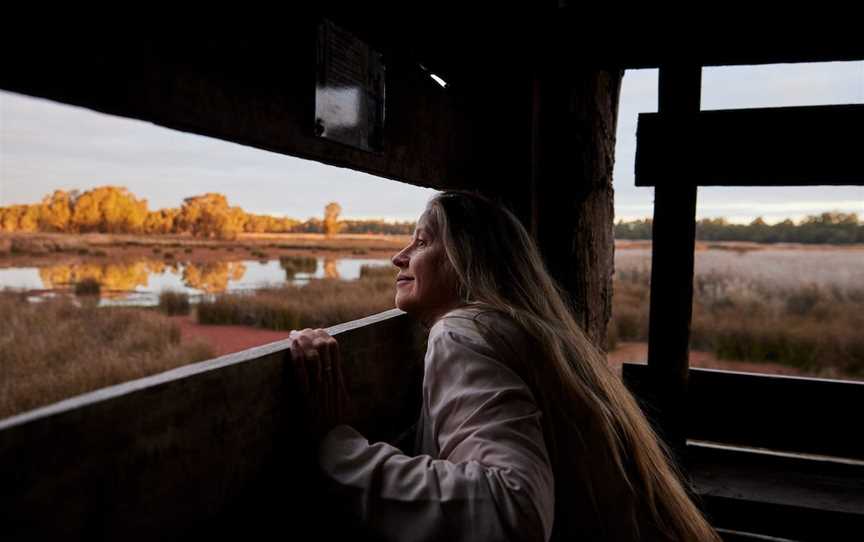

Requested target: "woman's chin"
[
  {"left": 394, "top": 295, "right": 418, "bottom": 317},
  {"left": 394, "top": 299, "right": 409, "bottom": 313}
]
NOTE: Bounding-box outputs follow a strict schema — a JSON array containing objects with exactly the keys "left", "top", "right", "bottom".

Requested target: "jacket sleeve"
[{"left": 317, "top": 323, "right": 555, "bottom": 542}]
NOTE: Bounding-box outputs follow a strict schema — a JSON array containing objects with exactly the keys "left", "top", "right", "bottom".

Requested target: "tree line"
[
  {"left": 615, "top": 213, "right": 864, "bottom": 244},
  {"left": 0, "top": 186, "right": 416, "bottom": 239}
]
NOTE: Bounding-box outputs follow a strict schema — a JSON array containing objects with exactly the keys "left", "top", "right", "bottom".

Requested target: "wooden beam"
[
  {"left": 623, "top": 363, "right": 864, "bottom": 460},
  {"left": 645, "top": 64, "right": 701, "bottom": 458},
  {"left": 636, "top": 104, "right": 864, "bottom": 187},
  {"left": 0, "top": 309, "right": 426, "bottom": 541},
  {"left": 0, "top": 25, "right": 485, "bottom": 192}
]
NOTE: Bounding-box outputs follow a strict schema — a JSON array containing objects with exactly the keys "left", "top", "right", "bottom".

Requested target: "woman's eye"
[{"left": 416, "top": 238, "right": 427, "bottom": 247}]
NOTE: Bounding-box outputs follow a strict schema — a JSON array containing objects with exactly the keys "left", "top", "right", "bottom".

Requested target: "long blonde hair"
[{"left": 427, "top": 190, "right": 719, "bottom": 541}]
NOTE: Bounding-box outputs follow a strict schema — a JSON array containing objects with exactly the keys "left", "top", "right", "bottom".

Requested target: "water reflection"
[
  {"left": 324, "top": 257, "right": 339, "bottom": 279},
  {"left": 38, "top": 261, "right": 171, "bottom": 292},
  {"left": 182, "top": 262, "right": 247, "bottom": 293},
  {"left": 2, "top": 256, "right": 391, "bottom": 305}
]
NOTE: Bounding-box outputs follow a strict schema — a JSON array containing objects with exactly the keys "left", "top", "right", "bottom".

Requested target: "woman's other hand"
[{"left": 288, "top": 328, "right": 352, "bottom": 440}]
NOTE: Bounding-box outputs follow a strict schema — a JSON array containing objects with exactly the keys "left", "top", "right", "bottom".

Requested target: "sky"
[{"left": 1, "top": 61, "right": 862, "bottom": 224}]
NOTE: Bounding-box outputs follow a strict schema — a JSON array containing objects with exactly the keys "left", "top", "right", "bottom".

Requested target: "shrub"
[
  {"left": 158, "top": 290, "right": 190, "bottom": 316},
  {"left": 197, "top": 265, "right": 396, "bottom": 330},
  {"left": 74, "top": 277, "right": 101, "bottom": 297}
]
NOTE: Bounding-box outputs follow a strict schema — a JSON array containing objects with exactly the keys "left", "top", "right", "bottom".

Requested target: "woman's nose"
[{"left": 391, "top": 246, "right": 409, "bottom": 268}]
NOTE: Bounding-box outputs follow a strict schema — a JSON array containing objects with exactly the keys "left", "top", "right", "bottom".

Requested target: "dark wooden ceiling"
[{"left": 2, "top": 10, "right": 861, "bottom": 193}]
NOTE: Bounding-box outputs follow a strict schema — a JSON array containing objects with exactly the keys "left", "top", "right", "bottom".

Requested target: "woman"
[{"left": 288, "top": 190, "right": 720, "bottom": 541}]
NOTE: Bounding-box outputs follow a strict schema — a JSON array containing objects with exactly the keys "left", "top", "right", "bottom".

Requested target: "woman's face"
[{"left": 391, "top": 209, "right": 461, "bottom": 325}]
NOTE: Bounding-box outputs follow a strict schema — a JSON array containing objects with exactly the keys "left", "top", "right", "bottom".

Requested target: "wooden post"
[
  {"left": 646, "top": 64, "right": 701, "bottom": 460},
  {"left": 529, "top": 61, "right": 624, "bottom": 349}
]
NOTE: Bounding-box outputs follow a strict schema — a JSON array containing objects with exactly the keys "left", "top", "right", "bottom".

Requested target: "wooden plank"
[
  {"left": 623, "top": 363, "right": 864, "bottom": 460},
  {"left": 636, "top": 104, "right": 864, "bottom": 187},
  {"left": 688, "top": 443, "right": 864, "bottom": 541},
  {"left": 704, "top": 495, "right": 864, "bottom": 542},
  {"left": 645, "top": 64, "right": 702, "bottom": 458},
  {"left": 0, "top": 309, "right": 426, "bottom": 541}
]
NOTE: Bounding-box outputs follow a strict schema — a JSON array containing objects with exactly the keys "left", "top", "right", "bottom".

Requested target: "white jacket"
[{"left": 318, "top": 306, "right": 555, "bottom": 542}]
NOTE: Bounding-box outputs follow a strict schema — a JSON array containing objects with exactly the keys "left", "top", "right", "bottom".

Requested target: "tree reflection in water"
[
  {"left": 37, "top": 260, "right": 248, "bottom": 296},
  {"left": 324, "top": 257, "right": 339, "bottom": 279},
  {"left": 32, "top": 256, "right": 378, "bottom": 299},
  {"left": 38, "top": 261, "right": 176, "bottom": 295},
  {"left": 182, "top": 262, "right": 246, "bottom": 293}
]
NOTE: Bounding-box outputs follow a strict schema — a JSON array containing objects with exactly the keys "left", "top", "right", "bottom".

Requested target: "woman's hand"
[{"left": 288, "top": 328, "right": 352, "bottom": 440}]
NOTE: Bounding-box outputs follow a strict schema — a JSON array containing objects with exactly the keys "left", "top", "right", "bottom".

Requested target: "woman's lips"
[{"left": 396, "top": 278, "right": 414, "bottom": 286}]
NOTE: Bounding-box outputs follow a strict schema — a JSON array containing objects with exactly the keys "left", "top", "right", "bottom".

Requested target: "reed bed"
[
  {"left": 197, "top": 264, "right": 397, "bottom": 330},
  {"left": 610, "top": 252, "right": 864, "bottom": 378}
]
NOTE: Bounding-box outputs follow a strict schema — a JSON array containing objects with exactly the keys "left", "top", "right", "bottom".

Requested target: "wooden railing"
[
  {"left": 623, "top": 363, "right": 864, "bottom": 541},
  {"left": 0, "top": 309, "right": 427, "bottom": 541}
]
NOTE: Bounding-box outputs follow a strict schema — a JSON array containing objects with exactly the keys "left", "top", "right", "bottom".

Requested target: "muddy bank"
[{"left": 0, "top": 232, "right": 408, "bottom": 268}]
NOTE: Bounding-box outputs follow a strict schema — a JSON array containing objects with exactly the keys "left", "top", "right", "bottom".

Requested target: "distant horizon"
[{"left": 0, "top": 182, "right": 857, "bottom": 227}]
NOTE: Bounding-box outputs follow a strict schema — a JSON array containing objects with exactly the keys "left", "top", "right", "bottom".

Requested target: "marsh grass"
[
  {"left": 198, "top": 264, "right": 397, "bottom": 330},
  {"left": 609, "top": 264, "right": 864, "bottom": 377},
  {"left": 0, "top": 294, "right": 213, "bottom": 419}
]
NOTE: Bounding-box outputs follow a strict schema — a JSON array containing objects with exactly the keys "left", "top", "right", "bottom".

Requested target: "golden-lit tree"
[
  {"left": 0, "top": 186, "right": 415, "bottom": 237},
  {"left": 178, "top": 193, "right": 246, "bottom": 239},
  {"left": 323, "top": 202, "right": 342, "bottom": 238},
  {"left": 38, "top": 190, "right": 73, "bottom": 232},
  {"left": 0, "top": 205, "right": 40, "bottom": 232},
  {"left": 143, "top": 208, "right": 180, "bottom": 235},
  {"left": 244, "top": 214, "right": 270, "bottom": 234},
  {"left": 70, "top": 186, "right": 148, "bottom": 233},
  {"left": 0, "top": 208, "right": 12, "bottom": 232}
]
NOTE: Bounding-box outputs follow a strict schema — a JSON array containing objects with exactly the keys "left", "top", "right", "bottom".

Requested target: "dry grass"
[
  {"left": 689, "top": 279, "right": 864, "bottom": 377},
  {"left": 197, "top": 264, "right": 397, "bottom": 330},
  {"left": 610, "top": 252, "right": 864, "bottom": 378},
  {"left": 0, "top": 294, "right": 213, "bottom": 419}
]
